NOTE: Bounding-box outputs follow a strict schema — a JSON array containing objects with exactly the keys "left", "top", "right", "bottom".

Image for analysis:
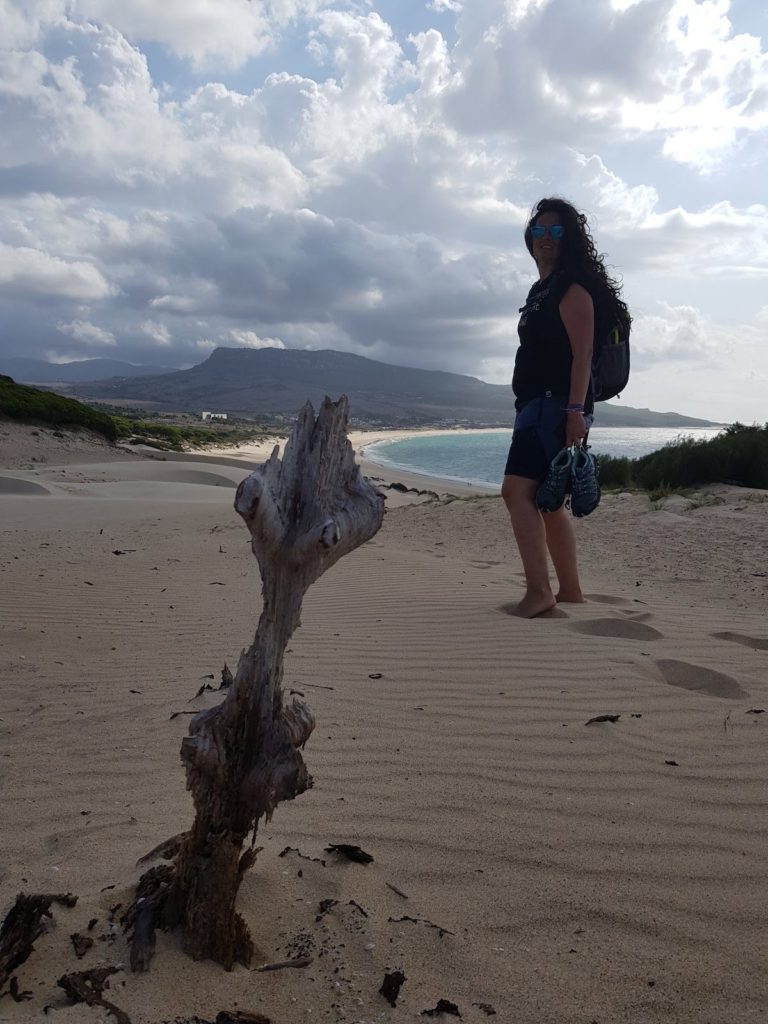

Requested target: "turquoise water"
[{"left": 365, "top": 427, "right": 723, "bottom": 489}]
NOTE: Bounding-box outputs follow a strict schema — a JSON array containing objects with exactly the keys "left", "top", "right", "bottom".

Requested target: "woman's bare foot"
[
  {"left": 555, "top": 590, "right": 587, "bottom": 604},
  {"left": 513, "top": 588, "right": 557, "bottom": 618}
]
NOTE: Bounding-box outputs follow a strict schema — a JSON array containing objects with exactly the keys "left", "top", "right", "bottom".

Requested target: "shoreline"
[
  {"left": 196, "top": 422, "right": 727, "bottom": 500},
  {"left": 356, "top": 427, "right": 506, "bottom": 496},
  {"left": 197, "top": 426, "right": 506, "bottom": 499}
]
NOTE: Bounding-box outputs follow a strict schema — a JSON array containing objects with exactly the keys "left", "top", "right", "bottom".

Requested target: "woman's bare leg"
[
  {"left": 501, "top": 475, "right": 556, "bottom": 617},
  {"left": 542, "top": 506, "right": 586, "bottom": 603}
]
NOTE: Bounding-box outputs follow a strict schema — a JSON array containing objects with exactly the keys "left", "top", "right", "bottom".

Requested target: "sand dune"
[
  {"left": 1, "top": 426, "right": 767, "bottom": 1024},
  {"left": 0, "top": 476, "right": 51, "bottom": 495},
  {"left": 0, "top": 458, "right": 246, "bottom": 513}
]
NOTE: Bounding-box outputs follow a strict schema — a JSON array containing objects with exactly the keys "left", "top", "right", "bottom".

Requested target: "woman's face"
[{"left": 530, "top": 210, "right": 564, "bottom": 267}]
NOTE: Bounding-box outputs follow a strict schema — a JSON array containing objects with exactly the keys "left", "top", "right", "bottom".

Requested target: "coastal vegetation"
[
  {"left": 3, "top": 375, "right": 766, "bottom": 490},
  {"left": 598, "top": 423, "right": 768, "bottom": 491},
  {"left": 0, "top": 376, "right": 277, "bottom": 450},
  {"left": 0, "top": 374, "right": 118, "bottom": 440},
  {"left": 109, "top": 416, "right": 274, "bottom": 450}
]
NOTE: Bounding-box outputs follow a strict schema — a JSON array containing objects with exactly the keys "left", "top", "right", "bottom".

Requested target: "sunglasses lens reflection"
[{"left": 531, "top": 224, "right": 564, "bottom": 239}]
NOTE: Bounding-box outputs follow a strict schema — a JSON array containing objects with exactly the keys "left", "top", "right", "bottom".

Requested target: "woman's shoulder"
[
  {"left": 557, "top": 266, "right": 599, "bottom": 292},
  {"left": 555, "top": 268, "right": 608, "bottom": 308}
]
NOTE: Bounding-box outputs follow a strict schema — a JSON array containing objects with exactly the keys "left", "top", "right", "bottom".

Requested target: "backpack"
[
  {"left": 551, "top": 269, "right": 631, "bottom": 402},
  {"left": 591, "top": 308, "right": 630, "bottom": 402}
]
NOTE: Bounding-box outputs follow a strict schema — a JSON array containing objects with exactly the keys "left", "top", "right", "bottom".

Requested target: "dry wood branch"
[
  {"left": 217, "top": 1012, "right": 272, "bottom": 1024},
  {"left": 0, "top": 893, "right": 77, "bottom": 992},
  {"left": 278, "top": 846, "right": 326, "bottom": 866},
  {"left": 136, "top": 832, "right": 189, "bottom": 866},
  {"left": 70, "top": 932, "right": 94, "bottom": 958},
  {"left": 57, "top": 965, "right": 130, "bottom": 1024},
  {"left": 132, "top": 397, "right": 383, "bottom": 971},
  {"left": 389, "top": 914, "right": 455, "bottom": 937},
  {"left": 2, "top": 977, "right": 32, "bottom": 1002},
  {"left": 237, "top": 846, "right": 262, "bottom": 881},
  {"left": 386, "top": 882, "right": 409, "bottom": 899},
  {"left": 122, "top": 865, "right": 174, "bottom": 973},
  {"left": 253, "top": 956, "right": 313, "bottom": 972}
]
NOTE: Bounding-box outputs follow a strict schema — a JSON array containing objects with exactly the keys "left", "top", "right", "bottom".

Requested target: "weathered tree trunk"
[{"left": 131, "top": 396, "right": 383, "bottom": 970}]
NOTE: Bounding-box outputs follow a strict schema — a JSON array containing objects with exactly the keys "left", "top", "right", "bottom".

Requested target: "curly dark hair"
[{"left": 525, "top": 197, "right": 631, "bottom": 323}]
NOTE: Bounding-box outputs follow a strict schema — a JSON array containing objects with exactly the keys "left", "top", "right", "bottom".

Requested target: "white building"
[{"left": 201, "top": 411, "right": 228, "bottom": 421}]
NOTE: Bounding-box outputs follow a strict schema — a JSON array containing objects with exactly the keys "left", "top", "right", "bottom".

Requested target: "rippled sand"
[{"left": 1, "top": 423, "right": 767, "bottom": 1023}]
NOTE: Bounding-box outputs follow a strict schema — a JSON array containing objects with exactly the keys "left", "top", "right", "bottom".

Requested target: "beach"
[
  {"left": 197, "top": 427, "right": 503, "bottom": 503},
  {"left": 1, "top": 420, "right": 768, "bottom": 1024}
]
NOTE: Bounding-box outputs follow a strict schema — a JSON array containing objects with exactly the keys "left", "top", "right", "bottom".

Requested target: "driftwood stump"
[{"left": 130, "top": 396, "right": 384, "bottom": 970}]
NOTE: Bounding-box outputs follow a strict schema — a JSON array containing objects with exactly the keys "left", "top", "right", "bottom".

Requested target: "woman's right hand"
[{"left": 565, "top": 411, "right": 587, "bottom": 447}]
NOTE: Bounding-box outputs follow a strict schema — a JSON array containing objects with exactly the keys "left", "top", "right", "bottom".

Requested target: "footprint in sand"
[
  {"left": 499, "top": 603, "right": 568, "bottom": 619},
  {"left": 711, "top": 631, "right": 768, "bottom": 653},
  {"left": 569, "top": 618, "right": 663, "bottom": 641},
  {"left": 655, "top": 658, "right": 748, "bottom": 699},
  {"left": 618, "top": 610, "right": 654, "bottom": 622}
]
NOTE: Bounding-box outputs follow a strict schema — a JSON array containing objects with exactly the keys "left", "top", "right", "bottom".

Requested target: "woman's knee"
[
  {"left": 500, "top": 476, "right": 516, "bottom": 507},
  {"left": 501, "top": 474, "right": 537, "bottom": 512}
]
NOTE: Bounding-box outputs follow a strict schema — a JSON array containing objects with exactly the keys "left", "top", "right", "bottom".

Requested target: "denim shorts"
[{"left": 504, "top": 394, "right": 570, "bottom": 481}]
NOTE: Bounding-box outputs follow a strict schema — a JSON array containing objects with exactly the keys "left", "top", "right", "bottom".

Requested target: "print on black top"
[{"left": 512, "top": 270, "right": 596, "bottom": 414}]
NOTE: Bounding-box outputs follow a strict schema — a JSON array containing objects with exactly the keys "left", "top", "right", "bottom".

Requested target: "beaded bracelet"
[{"left": 564, "top": 403, "right": 584, "bottom": 413}]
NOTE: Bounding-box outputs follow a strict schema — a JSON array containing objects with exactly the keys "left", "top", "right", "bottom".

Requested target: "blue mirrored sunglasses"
[{"left": 530, "top": 224, "right": 565, "bottom": 240}]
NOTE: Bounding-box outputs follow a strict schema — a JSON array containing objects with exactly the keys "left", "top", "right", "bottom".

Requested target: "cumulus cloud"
[
  {"left": 0, "top": 0, "right": 767, "bottom": 421},
  {"left": 0, "top": 243, "right": 115, "bottom": 299},
  {"left": 623, "top": 0, "right": 768, "bottom": 171},
  {"left": 228, "top": 329, "right": 285, "bottom": 349},
  {"left": 625, "top": 302, "right": 768, "bottom": 422},
  {"left": 3, "top": 0, "right": 336, "bottom": 69},
  {"left": 77, "top": 0, "right": 276, "bottom": 69},
  {"left": 1, "top": 0, "right": 65, "bottom": 49},
  {"left": 149, "top": 294, "right": 205, "bottom": 313},
  {"left": 139, "top": 320, "right": 172, "bottom": 345},
  {"left": 190, "top": 329, "right": 284, "bottom": 356},
  {"left": 0, "top": 18, "right": 188, "bottom": 187},
  {"left": 56, "top": 318, "right": 117, "bottom": 346},
  {"left": 630, "top": 303, "right": 717, "bottom": 365},
  {"left": 441, "top": 0, "right": 768, "bottom": 170}
]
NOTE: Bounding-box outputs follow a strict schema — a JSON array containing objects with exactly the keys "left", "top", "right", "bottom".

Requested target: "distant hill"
[
  {"left": 69, "top": 347, "right": 719, "bottom": 429},
  {"left": 1, "top": 357, "right": 177, "bottom": 383}
]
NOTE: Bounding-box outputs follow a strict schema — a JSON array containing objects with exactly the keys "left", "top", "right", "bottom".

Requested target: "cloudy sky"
[{"left": 1, "top": 0, "right": 767, "bottom": 422}]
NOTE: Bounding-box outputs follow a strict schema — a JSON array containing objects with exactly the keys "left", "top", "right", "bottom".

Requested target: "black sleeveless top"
[{"left": 512, "top": 270, "right": 596, "bottom": 413}]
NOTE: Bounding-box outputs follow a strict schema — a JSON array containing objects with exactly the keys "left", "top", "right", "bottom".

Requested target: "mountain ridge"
[
  {"left": 1, "top": 357, "right": 177, "bottom": 383},
  {"left": 55, "top": 347, "right": 719, "bottom": 428}
]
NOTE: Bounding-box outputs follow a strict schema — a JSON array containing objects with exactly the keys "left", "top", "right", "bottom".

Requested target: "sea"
[{"left": 364, "top": 426, "right": 723, "bottom": 490}]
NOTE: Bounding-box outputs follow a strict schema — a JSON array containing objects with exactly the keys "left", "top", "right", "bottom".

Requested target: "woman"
[{"left": 501, "top": 198, "right": 630, "bottom": 618}]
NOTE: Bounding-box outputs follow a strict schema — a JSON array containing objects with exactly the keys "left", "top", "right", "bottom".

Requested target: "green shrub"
[
  {"left": 112, "top": 417, "right": 275, "bottom": 451},
  {"left": 0, "top": 382, "right": 276, "bottom": 452},
  {"left": 596, "top": 455, "right": 634, "bottom": 489},
  {"left": 0, "top": 377, "right": 118, "bottom": 441},
  {"left": 597, "top": 424, "right": 768, "bottom": 491}
]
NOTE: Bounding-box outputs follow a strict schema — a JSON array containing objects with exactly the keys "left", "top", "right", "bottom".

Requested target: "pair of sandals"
[{"left": 536, "top": 445, "right": 600, "bottom": 518}]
